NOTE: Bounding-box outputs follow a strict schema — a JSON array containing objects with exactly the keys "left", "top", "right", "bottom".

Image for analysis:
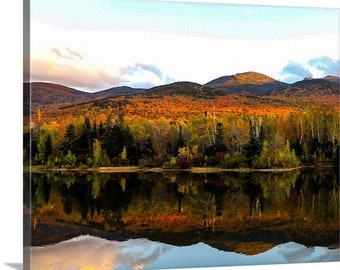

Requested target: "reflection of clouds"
[
  {"left": 31, "top": 237, "right": 339, "bottom": 269},
  {"left": 278, "top": 242, "right": 314, "bottom": 263},
  {"left": 277, "top": 242, "right": 339, "bottom": 263},
  {"left": 119, "top": 239, "right": 172, "bottom": 270},
  {"left": 31, "top": 235, "right": 173, "bottom": 270},
  {"left": 31, "top": 236, "right": 120, "bottom": 270}
]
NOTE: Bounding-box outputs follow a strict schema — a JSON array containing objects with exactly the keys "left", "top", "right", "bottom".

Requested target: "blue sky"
[{"left": 30, "top": 0, "right": 339, "bottom": 91}]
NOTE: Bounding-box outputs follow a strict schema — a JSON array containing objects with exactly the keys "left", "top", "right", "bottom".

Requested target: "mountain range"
[{"left": 24, "top": 71, "right": 339, "bottom": 115}]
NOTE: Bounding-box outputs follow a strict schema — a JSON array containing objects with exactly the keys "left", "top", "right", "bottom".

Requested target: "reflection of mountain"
[
  {"left": 31, "top": 236, "right": 339, "bottom": 270},
  {"left": 29, "top": 169, "right": 339, "bottom": 250}
]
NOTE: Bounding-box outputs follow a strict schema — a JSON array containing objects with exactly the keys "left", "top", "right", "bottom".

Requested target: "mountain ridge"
[
  {"left": 25, "top": 72, "right": 339, "bottom": 114},
  {"left": 266, "top": 77, "right": 339, "bottom": 97},
  {"left": 144, "top": 81, "right": 225, "bottom": 98}
]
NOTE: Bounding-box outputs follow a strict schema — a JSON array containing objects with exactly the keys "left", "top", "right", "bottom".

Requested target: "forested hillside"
[
  {"left": 23, "top": 73, "right": 340, "bottom": 169},
  {"left": 205, "top": 71, "right": 287, "bottom": 95}
]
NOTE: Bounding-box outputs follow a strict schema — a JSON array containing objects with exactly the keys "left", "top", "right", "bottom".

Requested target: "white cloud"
[
  {"left": 30, "top": 15, "right": 339, "bottom": 90},
  {"left": 279, "top": 56, "right": 339, "bottom": 83},
  {"left": 308, "top": 56, "right": 340, "bottom": 76}
]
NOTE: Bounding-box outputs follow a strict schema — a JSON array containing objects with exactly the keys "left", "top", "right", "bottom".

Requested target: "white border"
[{"left": 0, "top": 1, "right": 338, "bottom": 269}]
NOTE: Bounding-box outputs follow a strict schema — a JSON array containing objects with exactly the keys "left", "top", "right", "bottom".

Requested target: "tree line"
[{"left": 24, "top": 108, "right": 339, "bottom": 169}]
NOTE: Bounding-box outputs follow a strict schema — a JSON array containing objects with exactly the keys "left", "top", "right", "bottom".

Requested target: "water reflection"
[
  {"left": 26, "top": 168, "right": 339, "bottom": 267},
  {"left": 28, "top": 169, "right": 339, "bottom": 234},
  {"left": 31, "top": 235, "right": 339, "bottom": 270},
  {"left": 24, "top": 169, "right": 339, "bottom": 254}
]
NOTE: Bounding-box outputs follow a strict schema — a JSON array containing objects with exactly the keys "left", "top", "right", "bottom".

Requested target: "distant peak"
[
  {"left": 233, "top": 71, "right": 276, "bottom": 82},
  {"left": 303, "top": 77, "right": 314, "bottom": 81},
  {"left": 324, "top": 75, "right": 339, "bottom": 79}
]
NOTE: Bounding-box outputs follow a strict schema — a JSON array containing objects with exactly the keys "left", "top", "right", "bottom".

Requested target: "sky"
[{"left": 29, "top": 0, "right": 340, "bottom": 92}]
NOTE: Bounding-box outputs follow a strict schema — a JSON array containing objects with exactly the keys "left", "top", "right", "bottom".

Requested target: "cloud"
[
  {"left": 31, "top": 58, "right": 122, "bottom": 91},
  {"left": 51, "top": 47, "right": 84, "bottom": 60},
  {"left": 279, "top": 56, "right": 340, "bottom": 83},
  {"left": 308, "top": 56, "right": 339, "bottom": 76},
  {"left": 280, "top": 61, "right": 312, "bottom": 83},
  {"left": 121, "top": 63, "right": 163, "bottom": 80},
  {"left": 31, "top": 58, "right": 176, "bottom": 91},
  {"left": 119, "top": 63, "right": 175, "bottom": 89}
]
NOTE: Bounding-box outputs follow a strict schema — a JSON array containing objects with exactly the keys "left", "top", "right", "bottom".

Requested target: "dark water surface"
[{"left": 25, "top": 167, "right": 339, "bottom": 268}]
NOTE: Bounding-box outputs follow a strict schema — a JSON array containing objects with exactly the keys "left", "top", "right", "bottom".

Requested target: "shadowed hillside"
[
  {"left": 266, "top": 77, "right": 339, "bottom": 97},
  {"left": 23, "top": 82, "right": 91, "bottom": 115},
  {"left": 92, "top": 86, "right": 146, "bottom": 98},
  {"left": 145, "top": 81, "right": 226, "bottom": 98}
]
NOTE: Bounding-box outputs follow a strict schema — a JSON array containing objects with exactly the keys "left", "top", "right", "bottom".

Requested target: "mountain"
[
  {"left": 93, "top": 86, "right": 146, "bottom": 98},
  {"left": 266, "top": 76, "right": 339, "bottom": 97},
  {"left": 25, "top": 73, "right": 339, "bottom": 116},
  {"left": 24, "top": 82, "right": 147, "bottom": 115},
  {"left": 323, "top": 75, "right": 339, "bottom": 84},
  {"left": 205, "top": 71, "right": 287, "bottom": 95},
  {"left": 25, "top": 82, "right": 91, "bottom": 105},
  {"left": 145, "top": 81, "right": 225, "bottom": 98},
  {"left": 23, "top": 82, "right": 93, "bottom": 115}
]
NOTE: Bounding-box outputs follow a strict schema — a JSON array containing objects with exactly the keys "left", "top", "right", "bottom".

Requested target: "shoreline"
[
  {"left": 25, "top": 164, "right": 334, "bottom": 174},
  {"left": 30, "top": 216, "right": 339, "bottom": 254}
]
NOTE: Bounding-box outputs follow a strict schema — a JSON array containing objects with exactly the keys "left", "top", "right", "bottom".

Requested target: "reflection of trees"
[
  {"left": 32, "top": 173, "right": 51, "bottom": 210},
  {"left": 31, "top": 169, "right": 338, "bottom": 232},
  {"left": 59, "top": 175, "right": 92, "bottom": 221},
  {"left": 253, "top": 171, "right": 299, "bottom": 218},
  {"left": 203, "top": 178, "right": 227, "bottom": 228},
  {"left": 244, "top": 176, "right": 264, "bottom": 219},
  {"left": 292, "top": 169, "right": 339, "bottom": 222}
]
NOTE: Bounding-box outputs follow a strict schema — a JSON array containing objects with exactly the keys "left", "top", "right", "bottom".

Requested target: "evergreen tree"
[
  {"left": 214, "top": 122, "right": 227, "bottom": 152},
  {"left": 102, "top": 119, "right": 134, "bottom": 163},
  {"left": 38, "top": 134, "right": 52, "bottom": 164},
  {"left": 98, "top": 121, "right": 105, "bottom": 140},
  {"left": 174, "top": 125, "right": 185, "bottom": 155},
  {"left": 205, "top": 122, "right": 227, "bottom": 156},
  {"left": 62, "top": 124, "right": 76, "bottom": 154},
  {"left": 243, "top": 120, "right": 263, "bottom": 167}
]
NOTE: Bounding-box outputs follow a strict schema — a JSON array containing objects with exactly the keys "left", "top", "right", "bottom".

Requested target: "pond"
[{"left": 24, "top": 167, "right": 339, "bottom": 269}]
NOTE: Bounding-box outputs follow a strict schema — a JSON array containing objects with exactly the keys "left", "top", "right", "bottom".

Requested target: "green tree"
[
  {"left": 64, "top": 150, "right": 77, "bottom": 167},
  {"left": 277, "top": 141, "right": 300, "bottom": 168},
  {"left": 243, "top": 135, "right": 262, "bottom": 168},
  {"left": 174, "top": 125, "right": 185, "bottom": 155},
  {"left": 253, "top": 140, "right": 272, "bottom": 168},
  {"left": 92, "top": 139, "right": 109, "bottom": 166},
  {"left": 62, "top": 124, "right": 76, "bottom": 154},
  {"left": 38, "top": 134, "right": 52, "bottom": 164}
]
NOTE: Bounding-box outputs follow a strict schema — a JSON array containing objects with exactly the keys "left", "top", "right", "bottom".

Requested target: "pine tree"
[
  {"left": 62, "top": 124, "right": 76, "bottom": 154},
  {"left": 174, "top": 125, "right": 185, "bottom": 155}
]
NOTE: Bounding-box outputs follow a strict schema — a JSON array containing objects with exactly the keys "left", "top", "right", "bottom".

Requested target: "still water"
[{"left": 26, "top": 168, "right": 339, "bottom": 269}]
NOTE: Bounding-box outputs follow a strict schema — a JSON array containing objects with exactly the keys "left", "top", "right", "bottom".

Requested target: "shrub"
[{"left": 222, "top": 152, "right": 247, "bottom": 168}]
